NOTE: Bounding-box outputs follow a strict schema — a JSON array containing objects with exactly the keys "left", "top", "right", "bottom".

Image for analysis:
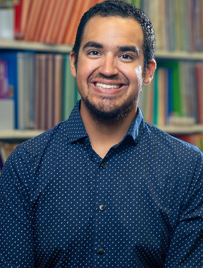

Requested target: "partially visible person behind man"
[{"left": 1, "top": 0, "right": 203, "bottom": 267}]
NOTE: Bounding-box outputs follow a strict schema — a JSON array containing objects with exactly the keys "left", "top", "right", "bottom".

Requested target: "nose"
[{"left": 99, "top": 54, "right": 119, "bottom": 77}]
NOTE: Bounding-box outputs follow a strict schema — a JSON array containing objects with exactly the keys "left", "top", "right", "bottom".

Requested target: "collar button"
[{"left": 101, "top": 162, "right": 107, "bottom": 169}]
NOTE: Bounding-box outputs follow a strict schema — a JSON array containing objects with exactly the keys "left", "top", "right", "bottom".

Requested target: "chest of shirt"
[{"left": 32, "top": 141, "right": 183, "bottom": 261}]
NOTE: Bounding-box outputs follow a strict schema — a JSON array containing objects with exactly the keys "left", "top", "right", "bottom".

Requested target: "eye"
[
  {"left": 87, "top": 50, "right": 101, "bottom": 56},
  {"left": 120, "top": 53, "right": 133, "bottom": 60}
]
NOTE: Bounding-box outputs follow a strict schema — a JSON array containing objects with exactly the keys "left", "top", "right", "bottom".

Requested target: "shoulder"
[
  {"left": 142, "top": 122, "right": 203, "bottom": 166},
  {"left": 5, "top": 120, "right": 70, "bottom": 172}
]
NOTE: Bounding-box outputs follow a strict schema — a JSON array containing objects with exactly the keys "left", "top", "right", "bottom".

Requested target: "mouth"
[{"left": 94, "top": 82, "right": 122, "bottom": 90}]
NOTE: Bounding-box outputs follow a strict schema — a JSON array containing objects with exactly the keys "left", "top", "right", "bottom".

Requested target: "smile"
[{"left": 95, "top": 82, "right": 121, "bottom": 89}]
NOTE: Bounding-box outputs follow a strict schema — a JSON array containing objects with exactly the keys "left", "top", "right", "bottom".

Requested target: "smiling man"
[
  {"left": 1, "top": 1, "right": 203, "bottom": 268},
  {"left": 70, "top": 13, "right": 156, "bottom": 158}
]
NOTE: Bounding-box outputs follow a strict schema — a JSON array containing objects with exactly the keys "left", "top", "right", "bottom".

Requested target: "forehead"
[{"left": 81, "top": 15, "right": 144, "bottom": 50}]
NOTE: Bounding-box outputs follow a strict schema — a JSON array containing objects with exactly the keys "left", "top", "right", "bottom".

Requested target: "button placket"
[{"left": 93, "top": 158, "right": 109, "bottom": 265}]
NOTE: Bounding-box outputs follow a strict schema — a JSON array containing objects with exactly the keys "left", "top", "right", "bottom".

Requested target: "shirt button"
[
  {"left": 98, "top": 248, "right": 104, "bottom": 255},
  {"left": 101, "top": 162, "right": 107, "bottom": 169},
  {"left": 99, "top": 205, "right": 105, "bottom": 211}
]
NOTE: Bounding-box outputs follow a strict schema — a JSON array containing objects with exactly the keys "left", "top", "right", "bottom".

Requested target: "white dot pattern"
[{"left": 1, "top": 101, "right": 203, "bottom": 268}]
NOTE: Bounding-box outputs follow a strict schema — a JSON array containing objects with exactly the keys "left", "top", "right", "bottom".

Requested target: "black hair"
[{"left": 72, "top": 0, "right": 155, "bottom": 73}]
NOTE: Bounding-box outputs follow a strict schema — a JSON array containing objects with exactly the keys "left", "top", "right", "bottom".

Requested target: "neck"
[{"left": 80, "top": 102, "right": 137, "bottom": 158}]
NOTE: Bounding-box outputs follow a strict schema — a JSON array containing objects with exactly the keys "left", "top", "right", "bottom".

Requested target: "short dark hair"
[{"left": 72, "top": 0, "right": 155, "bottom": 73}]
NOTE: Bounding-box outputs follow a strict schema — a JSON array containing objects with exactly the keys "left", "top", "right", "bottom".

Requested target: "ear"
[
  {"left": 143, "top": 59, "right": 157, "bottom": 85},
  {"left": 69, "top": 51, "right": 77, "bottom": 77}
]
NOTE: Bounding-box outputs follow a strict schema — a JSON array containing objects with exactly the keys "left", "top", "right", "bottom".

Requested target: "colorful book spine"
[
  {"left": 0, "top": 52, "right": 18, "bottom": 128},
  {"left": 0, "top": 60, "right": 8, "bottom": 99}
]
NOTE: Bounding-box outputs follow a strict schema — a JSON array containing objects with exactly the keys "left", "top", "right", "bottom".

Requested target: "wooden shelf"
[
  {"left": 0, "top": 130, "right": 44, "bottom": 141},
  {"left": 155, "top": 50, "right": 203, "bottom": 60},
  {"left": 0, "top": 40, "right": 72, "bottom": 53},
  {"left": 157, "top": 124, "right": 203, "bottom": 134}
]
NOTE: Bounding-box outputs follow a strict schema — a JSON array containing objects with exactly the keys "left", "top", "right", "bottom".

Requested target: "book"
[
  {"left": 157, "top": 68, "right": 167, "bottom": 125},
  {"left": 0, "top": 141, "right": 19, "bottom": 174},
  {"left": 62, "top": 55, "right": 76, "bottom": 121},
  {"left": 53, "top": 54, "right": 63, "bottom": 126},
  {"left": 55, "top": 0, "right": 75, "bottom": 44},
  {"left": 0, "top": 52, "right": 18, "bottom": 129},
  {"left": 167, "top": 0, "right": 176, "bottom": 51},
  {"left": 34, "top": 54, "right": 47, "bottom": 130},
  {"left": 0, "top": 60, "right": 8, "bottom": 99},
  {"left": 145, "top": 79, "right": 154, "bottom": 125},
  {"left": 195, "top": 62, "right": 203, "bottom": 124},
  {"left": 63, "top": 0, "right": 94, "bottom": 45},
  {"left": 38, "top": 0, "right": 55, "bottom": 43},
  {"left": 44, "top": 0, "right": 64, "bottom": 44},
  {"left": 193, "top": 0, "right": 201, "bottom": 52},
  {"left": 138, "top": 82, "right": 154, "bottom": 125},
  {"left": 200, "top": 0, "right": 203, "bottom": 51},
  {"left": 159, "top": 61, "right": 182, "bottom": 118},
  {"left": 152, "top": 69, "right": 158, "bottom": 125},
  {"left": 0, "top": 8, "right": 14, "bottom": 40},
  {"left": 23, "top": 0, "right": 44, "bottom": 41},
  {"left": 19, "top": 0, "right": 32, "bottom": 38},
  {"left": 25, "top": 52, "right": 35, "bottom": 129},
  {"left": 188, "top": 62, "right": 198, "bottom": 122},
  {"left": 34, "top": 54, "right": 40, "bottom": 130},
  {"left": 14, "top": 0, "right": 23, "bottom": 39},
  {"left": 0, "top": 146, "right": 3, "bottom": 174},
  {"left": 70, "top": 0, "right": 98, "bottom": 44},
  {"left": 0, "top": 141, "right": 19, "bottom": 165},
  {"left": 0, "top": 99, "right": 14, "bottom": 129},
  {"left": 17, "top": 52, "right": 25, "bottom": 129},
  {"left": 32, "top": 0, "right": 50, "bottom": 42},
  {"left": 46, "top": 54, "right": 55, "bottom": 130}
]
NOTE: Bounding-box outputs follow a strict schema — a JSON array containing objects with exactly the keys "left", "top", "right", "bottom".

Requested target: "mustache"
[{"left": 88, "top": 73, "right": 129, "bottom": 84}]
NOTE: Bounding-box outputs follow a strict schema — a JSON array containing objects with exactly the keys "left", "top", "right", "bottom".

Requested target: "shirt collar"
[
  {"left": 125, "top": 106, "right": 144, "bottom": 142},
  {"left": 63, "top": 100, "right": 144, "bottom": 144},
  {"left": 63, "top": 101, "right": 88, "bottom": 143}
]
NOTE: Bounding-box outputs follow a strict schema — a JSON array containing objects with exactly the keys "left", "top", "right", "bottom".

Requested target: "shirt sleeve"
[
  {"left": 164, "top": 151, "right": 203, "bottom": 268},
  {"left": 0, "top": 147, "right": 35, "bottom": 268}
]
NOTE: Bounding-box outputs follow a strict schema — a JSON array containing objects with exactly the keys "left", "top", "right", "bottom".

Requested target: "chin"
[{"left": 82, "top": 96, "right": 137, "bottom": 123}]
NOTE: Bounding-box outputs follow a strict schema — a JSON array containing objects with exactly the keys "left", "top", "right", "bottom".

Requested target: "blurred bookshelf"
[
  {"left": 1, "top": 0, "right": 203, "bottom": 166},
  {"left": 0, "top": 129, "right": 44, "bottom": 141},
  {"left": 0, "top": 40, "right": 72, "bottom": 53}
]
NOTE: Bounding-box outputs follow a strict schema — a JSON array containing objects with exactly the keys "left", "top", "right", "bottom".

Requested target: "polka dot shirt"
[{"left": 1, "top": 101, "right": 203, "bottom": 268}]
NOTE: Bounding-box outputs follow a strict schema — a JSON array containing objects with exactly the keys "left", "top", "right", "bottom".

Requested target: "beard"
[{"left": 81, "top": 94, "right": 139, "bottom": 124}]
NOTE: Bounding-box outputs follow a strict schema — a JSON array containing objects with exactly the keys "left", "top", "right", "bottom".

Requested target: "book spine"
[{"left": 0, "top": 60, "right": 8, "bottom": 99}]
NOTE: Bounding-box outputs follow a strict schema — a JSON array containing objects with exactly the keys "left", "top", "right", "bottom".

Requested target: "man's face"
[{"left": 70, "top": 16, "right": 154, "bottom": 122}]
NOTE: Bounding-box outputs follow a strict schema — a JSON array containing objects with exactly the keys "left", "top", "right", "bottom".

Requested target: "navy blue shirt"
[{"left": 1, "top": 101, "right": 203, "bottom": 268}]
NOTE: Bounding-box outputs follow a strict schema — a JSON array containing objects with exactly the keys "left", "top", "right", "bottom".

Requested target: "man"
[{"left": 1, "top": 0, "right": 203, "bottom": 267}]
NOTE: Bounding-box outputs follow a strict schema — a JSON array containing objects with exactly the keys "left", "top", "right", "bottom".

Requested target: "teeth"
[{"left": 95, "top": 82, "right": 120, "bottom": 89}]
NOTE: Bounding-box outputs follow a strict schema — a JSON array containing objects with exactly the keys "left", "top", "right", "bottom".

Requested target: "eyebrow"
[
  {"left": 119, "top": 46, "right": 140, "bottom": 56},
  {"left": 83, "top": 41, "right": 140, "bottom": 55},
  {"left": 83, "top": 41, "right": 103, "bottom": 50}
]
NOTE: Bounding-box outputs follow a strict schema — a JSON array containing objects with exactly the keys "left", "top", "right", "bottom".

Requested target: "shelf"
[
  {"left": 0, "top": 40, "right": 72, "bottom": 53},
  {"left": 0, "top": 130, "right": 44, "bottom": 141},
  {"left": 155, "top": 50, "right": 203, "bottom": 60},
  {"left": 157, "top": 124, "right": 203, "bottom": 134}
]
